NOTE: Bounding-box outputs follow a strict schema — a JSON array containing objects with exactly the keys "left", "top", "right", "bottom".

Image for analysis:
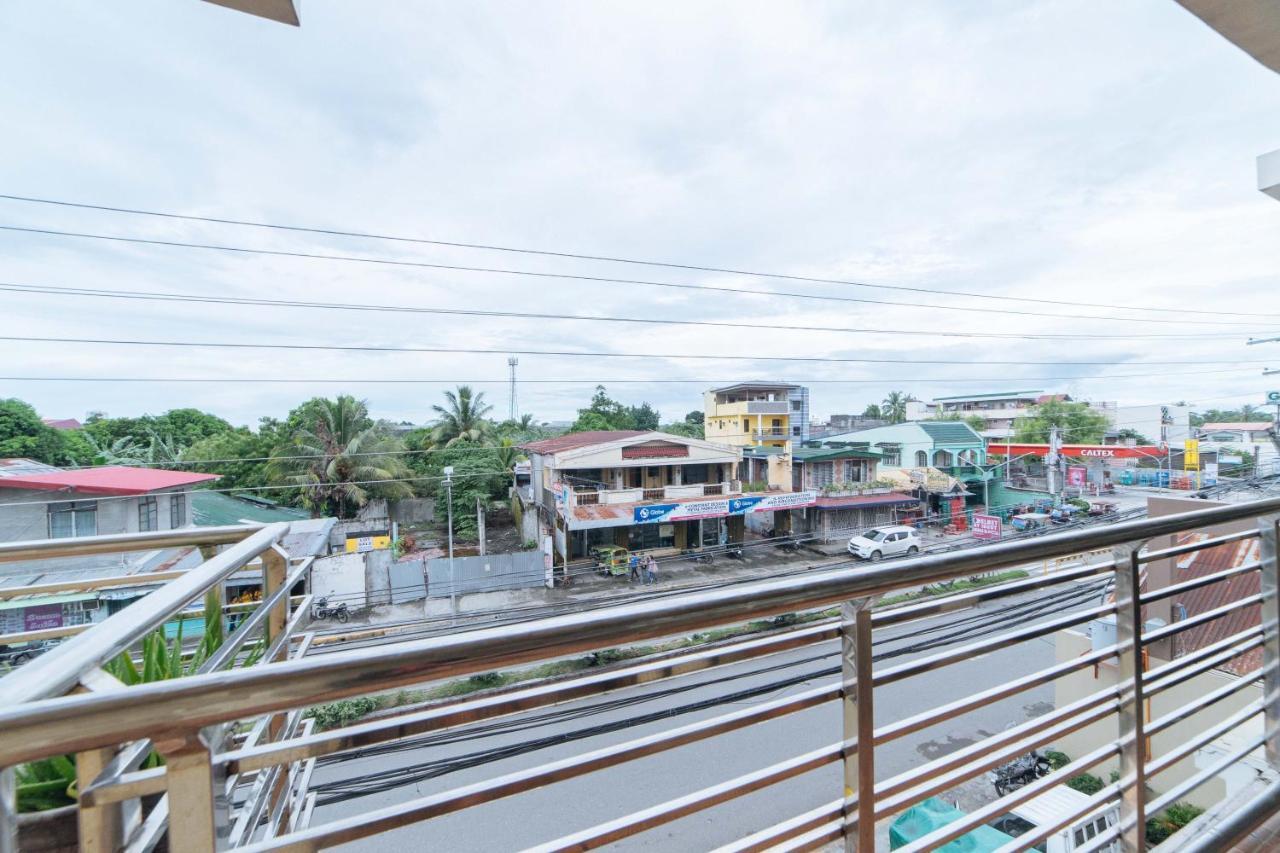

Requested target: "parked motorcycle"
[
  {"left": 776, "top": 538, "right": 803, "bottom": 554},
  {"left": 988, "top": 749, "right": 1052, "bottom": 796},
  {"left": 312, "top": 596, "right": 350, "bottom": 624},
  {"left": 723, "top": 547, "right": 745, "bottom": 561},
  {"left": 682, "top": 548, "right": 714, "bottom": 565}
]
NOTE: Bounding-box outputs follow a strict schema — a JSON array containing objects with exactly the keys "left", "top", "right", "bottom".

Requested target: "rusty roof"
[
  {"left": 1168, "top": 532, "right": 1262, "bottom": 677},
  {"left": 520, "top": 431, "right": 646, "bottom": 455}
]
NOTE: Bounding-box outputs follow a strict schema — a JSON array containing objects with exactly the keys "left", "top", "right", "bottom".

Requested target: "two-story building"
[
  {"left": 907, "top": 391, "right": 1071, "bottom": 440},
  {"left": 741, "top": 442, "right": 919, "bottom": 542},
  {"left": 703, "top": 382, "right": 809, "bottom": 449},
  {"left": 520, "top": 431, "right": 818, "bottom": 568}
]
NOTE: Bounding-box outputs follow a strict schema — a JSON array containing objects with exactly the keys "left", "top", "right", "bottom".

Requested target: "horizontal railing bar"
[
  {"left": 81, "top": 766, "right": 166, "bottom": 807},
  {"left": 1148, "top": 699, "right": 1265, "bottom": 778},
  {"left": 224, "top": 621, "right": 837, "bottom": 775},
  {"left": 1139, "top": 560, "right": 1261, "bottom": 605},
  {"left": 897, "top": 740, "right": 1119, "bottom": 853},
  {"left": 1178, "top": 777, "right": 1280, "bottom": 853},
  {"left": 709, "top": 801, "right": 844, "bottom": 853},
  {"left": 874, "top": 601, "right": 1115, "bottom": 686},
  {"left": 0, "top": 522, "right": 290, "bottom": 708},
  {"left": 769, "top": 820, "right": 844, "bottom": 853},
  {"left": 874, "top": 642, "right": 1119, "bottom": 745},
  {"left": 0, "top": 523, "right": 264, "bottom": 563},
  {"left": 239, "top": 683, "right": 839, "bottom": 852},
  {"left": 520, "top": 743, "right": 844, "bottom": 853},
  {"left": 1145, "top": 633, "right": 1265, "bottom": 697},
  {"left": 5, "top": 497, "right": 1278, "bottom": 765},
  {"left": 993, "top": 781, "right": 1121, "bottom": 853},
  {"left": 0, "top": 570, "right": 186, "bottom": 600},
  {"left": 1147, "top": 666, "right": 1261, "bottom": 737},
  {"left": 876, "top": 685, "right": 1120, "bottom": 810},
  {"left": 1144, "top": 625, "right": 1263, "bottom": 686},
  {"left": 871, "top": 560, "right": 1114, "bottom": 626},
  {"left": 1143, "top": 593, "right": 1265, "bottom": 645},
  {"left": 1137, "top": 528, "right": 1258, "bottom": 564},
  {"left": 0, "top": 622, "right": 91, "bottom": 644}
]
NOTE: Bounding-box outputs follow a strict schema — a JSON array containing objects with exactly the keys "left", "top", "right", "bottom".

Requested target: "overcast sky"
[{"left": 2, "top": 0, "right": 1279, "bottom": 430}]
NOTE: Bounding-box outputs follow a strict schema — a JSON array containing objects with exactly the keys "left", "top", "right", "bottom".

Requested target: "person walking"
[
  {"left": 645, "top": 554, "right": 658, "bottom": 585},
  {"left": 629, "top": 553, "right": 641, "bottom": 583}
]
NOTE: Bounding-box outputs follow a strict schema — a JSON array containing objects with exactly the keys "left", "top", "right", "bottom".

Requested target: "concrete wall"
[
  {"left": 310, "top": 552, "right": 366, "bottom": 607},
  {"left": 390, "top": 498, "right": 435, "bottom": 525},
  {"left": 0, "top": 488, "right": 193, "bottom": 543},
  {"left": 1053, "top": 627, "right": 1267, "bottom": 809},
  {"left": 426, "top": 550, "right": 545, "bottom": 598}
]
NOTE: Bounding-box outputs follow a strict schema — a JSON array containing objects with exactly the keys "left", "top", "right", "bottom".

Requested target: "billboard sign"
[
  {"left": 633, "top": 491, "right": 818, "bottom": 525},
  {"left": 972, "top": 514, "right": 1002, "bottom": 541},
  {"left": 23, "top": 604, "right": 63, "bottom": 632},
  {"left": 1066, "top": 466, "right": 1087, "bottom": 487},
  {"left": 1204, "top": 462, "right": 1219, "bottom": 486},
  {"left": 1183, "top": 439, "right": 1200, "bottom": 470}
]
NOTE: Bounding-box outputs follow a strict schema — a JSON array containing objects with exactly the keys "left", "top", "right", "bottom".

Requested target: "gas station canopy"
[{"left": 987, "top": 443, "right": 1166, "bottom": 459}]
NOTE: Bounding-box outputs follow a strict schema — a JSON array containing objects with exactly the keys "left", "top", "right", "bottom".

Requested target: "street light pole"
[{"left": 444, "top": 465, "right": 457, "bottom": 619}]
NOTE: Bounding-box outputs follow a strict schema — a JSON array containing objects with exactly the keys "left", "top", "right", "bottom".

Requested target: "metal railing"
[
  {"left": 0, "top": 522, "right": 316, "bottom": 852},
  {"left": 2, "top": 500, "right": 1280, "bottom": 851}
]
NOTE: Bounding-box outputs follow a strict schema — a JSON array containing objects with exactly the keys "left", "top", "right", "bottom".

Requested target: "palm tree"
[
  {"left": 268, "top": 396, "right": 412, "bottom": 518},
  {"left": 78, "top": 433, "right": 147, "bottom": 466},
  {"left": 493, "top": 437, "right": 525, "bottom": 492},
  {"left": 431, "top": 385, "right": 494, "bottom": 447},
  {"left": 882, "top": 391, "right": 917, "bottom": 425}
]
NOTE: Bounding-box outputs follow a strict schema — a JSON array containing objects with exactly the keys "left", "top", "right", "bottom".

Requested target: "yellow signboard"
[
  {"left": 1183, "top": 439, "right": 1199, "bottom": 470},
  {"left": 344, "top": 533, "right": 391, "bottom": 553}
]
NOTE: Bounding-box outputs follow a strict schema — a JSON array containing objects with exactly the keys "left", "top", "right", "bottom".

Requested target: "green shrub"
[
  {"left": 1044, "top": 750, "right": 1071, "bottom": 771},
  {"left": 466, "top": 671, "right": 505, "bottom": 689},
  {"left": 15, "top": 757, "right": 76, "bottom": 813},
  {"left": 1146, "top": 802, "right": 1204, "bottom": 846},
  {"left": 307, "top": 697, "right": 380, "bottom": 729},
  {"left": 1066, "top": 773, "right": 1104, "bottom": 795}
]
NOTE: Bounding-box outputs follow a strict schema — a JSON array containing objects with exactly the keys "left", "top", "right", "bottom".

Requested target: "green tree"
[
  {"left": 862, "top": 403, "right": 883, "bottom": 419},
  {"left": 1013, "top": 400, "right": 1111, "bottom": 444},
  {"left": 268, "top": 396, "right": 412, "bottom": 518},
  {"left": 571, "top": 386, "right": 632, "bottom": 432},
  {"left": 932, "top": 412, "right": 988, "bottom": 433},
  {"left": 663, "top": 410, "right": 706, "bottom": 439},
  {"left": 430, "top": 386, "right": 494, "bottom": 447},
  {"left": 881, "top": 391, "right": 917, "bottom": 425},
  {"left": 0, "top": 399, "right": 68, "bottom": 464},
  {"left": 184, "top": 423, "right": 285, "bottom": 492},
  {"left": 1115, "top": 427, "right": 1152, "bottom": 444},
  {"left": 627, "top": 402, "right": 661, "bottom": 431}
]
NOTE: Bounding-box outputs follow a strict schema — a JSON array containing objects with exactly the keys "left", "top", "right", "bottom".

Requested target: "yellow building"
[{"left": 703, "top": 382, "right": 809, "bottom": 450}]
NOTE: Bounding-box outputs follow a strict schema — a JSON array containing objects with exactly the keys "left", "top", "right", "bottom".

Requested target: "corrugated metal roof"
[
  {"left": 520, "top": 431, "right": 645, "bottom": 454},
  {"left": 0, "top": 458, "right": 61, "bottom": 478},
  {"left": 708, "top": 381, "right": 800, "bottom": 394},
  {"left": 190, "top": 491, "right": 309, "bottom": 527},
  {"left": 791, "top": 445, "right": 881, "bottom": 461},
  {"left": 917, "top": 422, "right": 983, "bottom": 446},
  {"left": 932, "top": 390, "right": 1042, "bottom": 401},
  {"left": 1200, "top": 422, "right": 1274, "bottom": 432},
  {"left": 1169, "top": 533, "right": 1262, "bottom": 676},
  {"left": 0, "top": 466, "right": 219, "bottom": 495},
  {"left": 813, "top": 492, "right": 918, "bottom": 509}
]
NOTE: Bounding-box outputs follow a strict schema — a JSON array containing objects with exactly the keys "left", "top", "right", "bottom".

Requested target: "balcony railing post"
[
  {"left": 159, "top": 729, "right": 227, "bottom": 852},
  {"left": 263, "top": 545, "right": 289, "bottom": 660},
  {"left": 0, "top": 767, "right": 15, "bottom": 853},
  {"left": 840, "top": 598, "right": 875, "bottom": 852},
  {"left": 1113, "top": 542, "right": 1148, "bottom": 852},
  {"left": 1258, "top": 513, "right": 1280, "bottom": 770}
]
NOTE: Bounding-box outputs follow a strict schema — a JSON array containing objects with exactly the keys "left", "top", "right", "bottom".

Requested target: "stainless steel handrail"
[
  {"left": 0, "top": 523, "right": 264, "bottom": 564},
  {"left": 0, "top": 522, "right": 290, "bottom": 706},
  {"left": 1, "top": 497, "right": 1278, "bottom": 763}
]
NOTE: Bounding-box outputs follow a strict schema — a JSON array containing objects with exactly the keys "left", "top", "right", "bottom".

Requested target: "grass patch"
[{"left": 305, "top": 568, "right": 1031, "bottom": 728}]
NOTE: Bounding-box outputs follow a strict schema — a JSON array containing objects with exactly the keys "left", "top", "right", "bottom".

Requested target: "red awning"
[{"left": 986, "top": 443, "right": 1165, "bottom": 460}]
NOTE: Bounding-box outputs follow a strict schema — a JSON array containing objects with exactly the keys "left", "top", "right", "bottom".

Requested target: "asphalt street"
[{"left": 310, "top": 583, "right": 1105, "bottom": 851}]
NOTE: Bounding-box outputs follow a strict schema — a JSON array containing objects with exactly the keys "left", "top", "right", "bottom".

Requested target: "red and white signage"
[
  {"left": 987, "top": 443, "right": 1164, "bottom": 460},
  {"left": 972, "top": 514, "right": 1002, "bottom": 541},
  {"left": 1067, "top": 466, "right": 1087, "bottom": 487}
]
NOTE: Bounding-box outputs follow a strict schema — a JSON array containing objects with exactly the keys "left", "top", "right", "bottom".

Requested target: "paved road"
[{"left": 310, "top": 583, "right": 1103, "bottom": 851}]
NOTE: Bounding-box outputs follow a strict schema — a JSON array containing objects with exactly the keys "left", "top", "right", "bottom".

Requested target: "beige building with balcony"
[{"left": 520, "top": 430, "right": 818, "bottom": 564}]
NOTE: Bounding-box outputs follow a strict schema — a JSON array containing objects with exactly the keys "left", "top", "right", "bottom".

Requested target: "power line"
[
  {"left": 1, "top": 334, "right": 1270, "bottom": 366},
  {"left": 0, "top": 281, "right": 1262, "bottom": 341},
  {"left": 0, "top": 223, "right": 1268, "bottom": 328},
  {"left": 1, "top": 192, "right": 1272, "bottom": 320}
]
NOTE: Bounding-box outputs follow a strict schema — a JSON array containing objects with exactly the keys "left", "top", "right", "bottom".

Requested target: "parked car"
[
  {"left": 0, "top": 639, "right": 57, "bottom": 668},
  {"left": 847, "top": 525, "right": 920, "bottom": 562}
]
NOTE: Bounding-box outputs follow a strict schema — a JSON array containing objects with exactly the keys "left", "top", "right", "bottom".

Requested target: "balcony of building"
[
  {"left": 710, "top": 400, "right": 791, "bottom": 417},
  {"left": 3, "top": 499, "right": 1280, "bottom": 851},
  {"left": 568, "top": 479, "right": 741, "bottom": 507}
]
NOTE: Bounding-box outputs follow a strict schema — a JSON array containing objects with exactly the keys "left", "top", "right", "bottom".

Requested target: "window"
[
  {"left": 743, "top": 419, "right": 750, "bottom": 432},
  {"left": 915, "top": 450, "right": 928, "bottom": 467},
  {"left": 138, "top": 496, "right": 158, "bottom": 532},
  {"left": 934, "top": 450, "right": 953, "bottom": 467},
  {"left": 881, "top": 447, "right": 901, "bottom": 466},
  {"left": 48, "top": 501, "right": 97, "bottom": 538},
  {"left": 170, "top": 493, "right": 187, "bottom": 528},
  {"left": 791, "top": 399, "right": 803, "bottom": 411}
]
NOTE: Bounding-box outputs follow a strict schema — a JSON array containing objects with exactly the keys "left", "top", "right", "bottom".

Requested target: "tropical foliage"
[
  {"left": 430, "top": 385, "right": 494, "bottom": 447},
  {"left": 570, "top": 385, "right": 662, "bottom": 432},
  {"left": 881, "top": 391, "right": 917, "bottom": 424},
  {"left": 1013, "top": 399, "right": 1111, "bottom": 444}
]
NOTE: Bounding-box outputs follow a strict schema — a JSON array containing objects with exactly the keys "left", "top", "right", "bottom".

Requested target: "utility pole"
[
  {"left": 1047, "top": 425, "right": 1063, "bottom": 498},
  {"left": 507, "top": 356, "right": 519, "bottom": 421},
  {"left": 443, "top": 465, "right": 457, "bottom": 618}
]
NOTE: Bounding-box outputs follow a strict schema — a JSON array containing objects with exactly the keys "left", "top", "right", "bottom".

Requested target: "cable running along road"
[
  {"left": 1, "top": 335, "right": 1270, "bottom": 366},
  {"left": 1, "top": 192, "right": 1273, "bottom": 319},
  {"left": 0, "top": 282, "right": 1264, "bottom": 341},
  {"left": 0, "top": 223, "right": 1269, "bottom": 327}
]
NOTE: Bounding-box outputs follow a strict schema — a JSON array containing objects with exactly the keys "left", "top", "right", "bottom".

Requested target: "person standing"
[
  {"left": 645, "top": 554, "right": 658, "bottom": 585},
  {"left": 629, "top": 553, "right": 641, "bottom": 583}
]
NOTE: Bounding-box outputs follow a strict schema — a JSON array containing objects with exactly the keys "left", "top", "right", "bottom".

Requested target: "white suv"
[{"left": 847, "top": 525, "right": 920, "bottom": 561}]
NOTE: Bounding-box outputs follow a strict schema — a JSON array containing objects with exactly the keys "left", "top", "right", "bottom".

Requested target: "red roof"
[
  {"left": 0, "top": 466, "right": 219, "bottom": 496},
  {"left": 521, "top": 431, "right": 646, "bottom": 455},
  {"left": 41, "top": 418, "right": 83, "bottom": 431},
  {"left": 1168, "top": 533, "right": 1262, "bottom": 677}
]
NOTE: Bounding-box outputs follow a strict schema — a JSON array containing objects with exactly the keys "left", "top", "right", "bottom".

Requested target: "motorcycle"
[
  {"left": 776, "top": 538, "right": 803, "bottom": 554},
  {"left": 681, "top": 548, "right": 714, "bottom": 564},
  {"left": 723, "top": 547, "right": 745, "bottom": 561},
  {"left": 312, "top": 596, "right": 350, "bottom": 624},
  {"left": 988, "top": 749, "right": 1052, "bottom": 797}
]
